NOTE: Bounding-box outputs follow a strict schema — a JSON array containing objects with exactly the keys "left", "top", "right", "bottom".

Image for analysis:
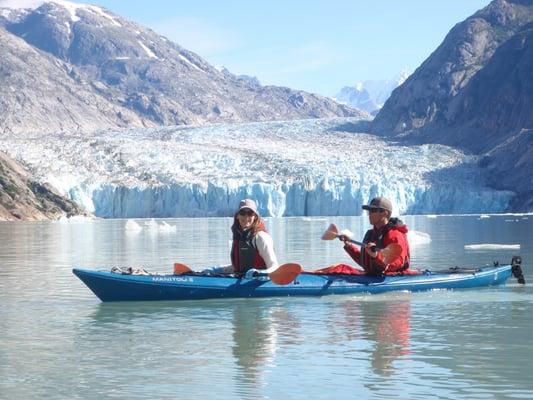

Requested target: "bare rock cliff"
[{"left": 0, "top": 151, "right": 87, "bottom": 220}]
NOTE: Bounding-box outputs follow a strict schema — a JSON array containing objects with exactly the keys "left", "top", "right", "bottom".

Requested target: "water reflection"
[
  {"left": 229, "top": 297, "right": 412, "bottom": 386},
  {"left": 332, "top": 298, "right": 411, "bottom": 376},
  {"left": 364, "top": 301, "right": 411, "bottom": 376},
  {"left": 231, "top": 301, "right": 301, "bottom": 397}
]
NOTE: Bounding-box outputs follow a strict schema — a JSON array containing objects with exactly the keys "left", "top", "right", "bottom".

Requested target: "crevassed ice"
[{"left": 0, "top": 118, "right": 514, "bottom": 217}]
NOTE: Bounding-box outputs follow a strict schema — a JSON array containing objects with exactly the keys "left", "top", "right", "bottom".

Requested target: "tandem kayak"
[{"left": 73, "top": 257, "right": 525, "bottom": 302}]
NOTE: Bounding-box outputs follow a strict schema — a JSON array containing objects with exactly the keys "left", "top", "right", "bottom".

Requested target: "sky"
[{"left": 2, "top": 0, "right": 492, "bottom": 96}]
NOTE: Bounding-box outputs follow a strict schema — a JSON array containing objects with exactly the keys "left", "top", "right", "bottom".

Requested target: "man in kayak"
[
  {"left": 340, "top": 197, "right": 411, "bottom": 275},
  {"left": 203, "top": 199, "right": 280, "bottom": 278}
]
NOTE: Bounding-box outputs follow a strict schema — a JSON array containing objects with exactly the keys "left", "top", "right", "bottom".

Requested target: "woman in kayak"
[
  {"left": 340, "top": 197, "right": 411, "bottom": 275},
  {"left": 203, "top": 199, "right": 279, "bottom": 278}
]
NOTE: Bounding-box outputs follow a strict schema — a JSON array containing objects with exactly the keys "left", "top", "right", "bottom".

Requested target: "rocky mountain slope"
[
  {"left": 0, "top": 151, "right": 86, "bottom": 220},
  {"left": 373, "top": 0, "right": 533, "bottom": 138},
  {"left": 0, "top": 1, "right": 364, "bottom": 135},
  {"left": 372, "top": 0, "right": 533, "bottom": 210},
  {"left": 0, "top": 25, "right": 143, "bottom": 135},
  {"left": 450, "top": 21, "right": 533, "bottom": 210}
]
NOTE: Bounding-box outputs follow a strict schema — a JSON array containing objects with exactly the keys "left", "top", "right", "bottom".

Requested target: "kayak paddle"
[
  {"left": 173, "top": 262, "right": 193, "bottom": 275},
  {"left": 173, "top": 262, "right": 302, "bottom": 285},
  {"left": 268, "top": 263, "right": 302, "bottom": 285},
  {"left": 321, "top": 223, "right": 402, "bottom": 264}
]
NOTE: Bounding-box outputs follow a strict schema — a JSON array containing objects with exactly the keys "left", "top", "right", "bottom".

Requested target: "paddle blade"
[
  {"left": 173, "top": 263, "right": 192, "bottom": 275},
  {"left": 321, "top": 223, "right": 339, "bottom": 241},
  {"left": 269, "top": 263, "right": 302, "bottom": 285},
  {"left": 380, "top": 243, "right": 403, "bottom": 265}
]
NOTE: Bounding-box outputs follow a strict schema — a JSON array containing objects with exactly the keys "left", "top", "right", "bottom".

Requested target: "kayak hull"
[{"left": 73, "top": 264, "right": 515, "bottom": 302}]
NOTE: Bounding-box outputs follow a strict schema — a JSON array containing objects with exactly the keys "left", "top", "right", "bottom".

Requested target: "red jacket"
[{"left": 344, "top": 220, "right": 411, "bottom": 275}]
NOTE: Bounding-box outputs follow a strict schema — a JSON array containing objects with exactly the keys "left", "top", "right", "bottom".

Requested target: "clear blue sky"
[{"left": 78, "top": 0, "right": 490, "bottom": 96}]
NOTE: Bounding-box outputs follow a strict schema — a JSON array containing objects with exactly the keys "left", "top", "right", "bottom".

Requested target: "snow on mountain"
[
  {"left": 0, "top": 1, "right": 45, "bottom": 9},
  {"left": 336, "top": 86, "right": 377, "bottom": 115},
  {"left": 0, "top": 0, "right": 119, "bottom": 24},
  {"left": 336, "top": 70, "right": 411, "bottom": 113},
  {"left": 0, "top": 118, "right": 513, "bottom": 218}
]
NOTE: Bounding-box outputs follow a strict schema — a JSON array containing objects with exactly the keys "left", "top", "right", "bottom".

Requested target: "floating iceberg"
[
  {"left": 125, "top": 219, "right": 143, "bottom": 232},
  {"left": 464, "top": 244, "right": 520, "bottom": 250}
]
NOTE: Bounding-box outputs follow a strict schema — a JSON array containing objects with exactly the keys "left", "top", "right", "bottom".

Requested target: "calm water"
[{"left": 1, "top": 215, "right": 532, "bottom": 399}]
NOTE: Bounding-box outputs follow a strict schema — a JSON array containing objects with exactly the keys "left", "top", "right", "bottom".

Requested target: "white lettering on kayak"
[{"left": 151, "top": 276, "right": 193, "bottom": 283}]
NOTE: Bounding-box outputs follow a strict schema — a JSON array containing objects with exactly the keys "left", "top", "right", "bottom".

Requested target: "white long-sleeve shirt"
[{"left": 254, "top": 231, "right": 279, "bottom": 272}]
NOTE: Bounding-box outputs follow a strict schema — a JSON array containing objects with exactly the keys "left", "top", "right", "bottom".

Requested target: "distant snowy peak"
[
  {"left": 335, "top": 86, "right": 376, "bottom": 114},
  {"left": 336, "top": 69, "right": 411, "bottom": 113}
]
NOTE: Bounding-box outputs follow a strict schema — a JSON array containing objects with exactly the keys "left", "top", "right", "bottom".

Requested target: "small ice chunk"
[
  {"left": 158, "top": 221, "right": 177, "bottom": 233},
  {"left": 407, "top": 230, "right": 431, "bottom": 245},
  {"left": 464, "top": 244, "right": 520, "bottom": 250},
  {"left": 125, "top": 219, "right": 142, "bottom": 232}
]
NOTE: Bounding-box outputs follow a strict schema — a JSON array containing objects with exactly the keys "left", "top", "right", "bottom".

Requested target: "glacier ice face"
[{"left": 0, "top": 118, "right": 514, "bottom": 217}]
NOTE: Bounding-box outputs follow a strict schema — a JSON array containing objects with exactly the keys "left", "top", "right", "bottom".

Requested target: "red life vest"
[
  {"left": 230, "top": 223, "right": 267, "bottom": 274},
  {"left": 342, "top": 218, "right": 412, "bottom": 276},
  {"left": 360, "top": 218, "right": 411, "bottom": 275}
]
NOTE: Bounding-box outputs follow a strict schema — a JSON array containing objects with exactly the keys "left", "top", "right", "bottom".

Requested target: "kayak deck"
[{"left": 73, "top": 259, "right": 524, "bottom": 302}]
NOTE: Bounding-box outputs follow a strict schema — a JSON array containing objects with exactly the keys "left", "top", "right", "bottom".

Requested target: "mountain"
[
  {"left": 335, "top": 84, "right": 378, "bottom": 114},
  {"left": 0, "top": 151, "right": 86, "bottom": 220},
  {"left": 335, "top": 71, "right": 410, "bottom": 114},
  {"left": 372, "top": 0, "right": 533, "bottom": 210},
  {"left": 0, "top": 1, "right": 364, "bottom": 135},
  {"left": 444, "top": 22, "right": 533, "bottom": 150},
  {"left": 373, "top": 0, "right": 533, "bottom": 137},
  {"left": 0, "top": 25, "right": 144, "bottom": 135}
]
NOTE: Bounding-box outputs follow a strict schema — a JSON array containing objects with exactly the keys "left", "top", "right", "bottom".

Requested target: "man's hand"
[
  {"left": 365, "top": 242, "right": 378, "bottom": 258},
  {"left": 338, "top": 234, "right": 349, "bottom": 243}
]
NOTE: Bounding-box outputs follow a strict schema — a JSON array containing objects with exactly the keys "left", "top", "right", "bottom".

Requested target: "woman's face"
[{"left": 237, "top": 209, "right": 257, "bottom": 230}]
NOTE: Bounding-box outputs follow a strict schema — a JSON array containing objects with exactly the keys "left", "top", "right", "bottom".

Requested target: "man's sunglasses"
[{"left": 368, "top": 208, "right": 385, "bottom": 213}]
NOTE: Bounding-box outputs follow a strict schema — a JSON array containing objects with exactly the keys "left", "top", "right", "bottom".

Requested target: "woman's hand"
[{"left": 244, "top": 268, "right": 260, "bottom": 279}]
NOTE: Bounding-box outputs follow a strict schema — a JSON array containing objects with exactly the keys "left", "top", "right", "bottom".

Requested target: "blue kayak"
[{"left": 73, "top": 257, "right": 524, "bottom": 302}]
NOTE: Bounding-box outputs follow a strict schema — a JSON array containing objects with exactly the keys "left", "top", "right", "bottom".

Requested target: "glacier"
[{"left": 0, "top": 118, "right": 514, "bottom": 217}]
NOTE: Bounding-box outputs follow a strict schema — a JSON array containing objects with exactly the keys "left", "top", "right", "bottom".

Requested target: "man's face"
[{"left": 367, "top": 208, "right": 388, "bottom": 226}]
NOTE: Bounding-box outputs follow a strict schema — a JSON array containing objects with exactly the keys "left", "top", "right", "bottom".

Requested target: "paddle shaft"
[
  {"left": 344, "top": 237, "right": 364, "bottom": 246},
  {"left": 340, "top": 236, "right": 379, "bottom": 251}
]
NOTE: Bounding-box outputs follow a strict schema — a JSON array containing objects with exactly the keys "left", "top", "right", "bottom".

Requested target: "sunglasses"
[
  {"left": 368, "top": 208, "right": 385, "bottom": 213},
  {"left": 238, "top": 210, "right": 256, "bottom": 216}
]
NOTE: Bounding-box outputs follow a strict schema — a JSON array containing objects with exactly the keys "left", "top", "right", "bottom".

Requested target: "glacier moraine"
[{"left": 0, "top": 118, "right": 514, "bottom": 217}]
